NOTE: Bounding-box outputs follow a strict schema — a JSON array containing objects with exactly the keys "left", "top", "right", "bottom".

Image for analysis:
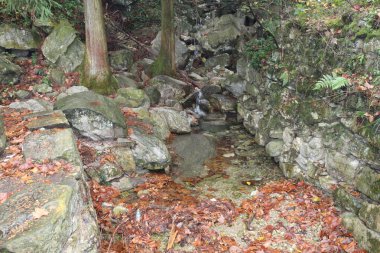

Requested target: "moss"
[
  {"left": 81, "top": 73, "right": 118, "bottom": 95},
  {"left": 326, "top": 18, "right": 344, "bottom": 29}
]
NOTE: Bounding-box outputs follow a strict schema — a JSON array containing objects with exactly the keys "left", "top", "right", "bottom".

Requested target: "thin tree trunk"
[
  {"left": 152, "top": 0, "right": 176, "bottom": 76},
  {"left": 82, "top": 0, "right": 117, "bottom": 94}
]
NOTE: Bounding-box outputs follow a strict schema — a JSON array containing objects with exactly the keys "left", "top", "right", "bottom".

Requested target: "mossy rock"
[
  {"left": 0, "top": 23, "right": 41, "bottom": 50},
  {"left": 355, "top": 167, "right": 380, "bottom": 202},
  {"left": 333, "top": 188, "right": 362, "bottom": 214}
]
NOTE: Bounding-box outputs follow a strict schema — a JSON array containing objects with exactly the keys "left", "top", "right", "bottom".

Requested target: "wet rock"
[
  {"left": 0, "top": 24, "right": 41, "bottom": 50},
  {"left": 0, "top": 56, "right": 22, "bottom": 84},
  {"left": 54, "top": 91, "right": 126, "bottom": 140},
  {"left": 149, "top": 75, "right": 190, "bottom": 106},
  {"left": 355, "top": 167, "right": 380, "bottom": 202},
  {"left": 56, "top": 85, "right": 89, "bottom": 101},
  {"left": 265, "top": 140, "right": 284, "bottom": 157},
  {"left": 23, "top": 128, "right": 81, "bottom": 166},
  {"left": 115, "top": 87, "right": 150, "bottom": 108},
  {"left": 171, "top": 134, "right": 216, "bottom": 179},
  {"left": 152, "top": 31, "right": 189, "bottom": 68},
  {"left": 358, "top": 202, "right": 380, "bottom": 232},
  {"left": 0, "top": 116, "right": 6, "bottom": 154},
  {"left": 129, "top": 129, "right": 171, "bottom": 170},
  {"left": 199, "top": 119, "right": 231, "bottom": 132},
  {"left": 342, "top": 212, "right": 380, "bottom": 253},
  {"left": 9, "top": 99, "right": 53, "bottom": 112},
  {"left": 205, "top": 53, "right": 231, "bottom": 69},
  {"left": 109, "top": 49, "right": 134, "bottom": 71},
  {"left": 209, "top": 94, "right": 237, "bottom": 112},
  {"left": 42, "top": 21, "right": 84, "bottom": 73},
  {"left": 150, "top": 107, "right": 191, "bottom": 134},
  {"left": 26, "top": 110, "right": 70, "bottom": 130}
]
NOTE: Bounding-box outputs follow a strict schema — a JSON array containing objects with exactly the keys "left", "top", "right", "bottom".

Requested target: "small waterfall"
[{"left": 194, "top": 90, "right": 206, "bottom": 118}]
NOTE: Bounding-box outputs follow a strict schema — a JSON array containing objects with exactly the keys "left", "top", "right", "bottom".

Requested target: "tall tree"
[
  {"left": 151, "top": 0, "right": 176, "bottom": 76},
  {"left": 82, "top": 0, "right": 117, "bottom": 94}
]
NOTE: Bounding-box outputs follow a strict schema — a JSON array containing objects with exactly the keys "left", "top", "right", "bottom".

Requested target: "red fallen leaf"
[
  {"left": 0, "top": 192, "right": 11, "bottom": 204},
  {"left": 265, "top": 225, "right": 276, "bottom": 232},
  {"left": 353, "top": 5, "right": 361, "bottom": 11}
]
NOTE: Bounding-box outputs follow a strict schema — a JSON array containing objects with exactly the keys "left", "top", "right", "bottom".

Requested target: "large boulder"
[
  {"left": 195, "top": 14, "right": 242, "bottom": 53},
  {"left": 109, "top": 49, "right": 134, "bottom": 71},
  {"left": 0, "top": 24, "right": 41, "bottom": 50},
  {"left": 54, "top": 91, "right": 127, "bottom": 140},
  {"left": 152, "top": 31, "right": 189, "bottom": 69},
  {"left": 0, "top": 56, "right": 22, "bottom": 84},
  {"left": 129, "top": 129, "right": 171, "bottom": 170},
  {"left": 150, "top": 107, "right": 191, "bottom": 134},
  {"left": 149, "top": 75, "right": 191, "bottom": 106},
  {"left": 1, "top": 127, "right": 99, "bottom": 252},
  {"left": 42, "top": 21, "right": 84, "bottom": 73},
  {"left": 115, "top": 87, "right": 150, "bottom": 108},
  {"left": 23, "top": 128, "right": 81, "bottom": 166},
  {"left": 9, "top": 99, "right": 53, "bottom": 112}
]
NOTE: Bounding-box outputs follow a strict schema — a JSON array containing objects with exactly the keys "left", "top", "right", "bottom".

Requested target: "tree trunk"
[
  {"left": 152, "top": 0, "right": 176, "bottom": 76},
  {"left": 82, "top": 0, "right": 117, "bottom": 94}
]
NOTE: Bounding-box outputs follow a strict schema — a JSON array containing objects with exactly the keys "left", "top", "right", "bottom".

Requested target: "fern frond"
[{"left": 314, "top": 73, "right": 350, "bottom": 91}]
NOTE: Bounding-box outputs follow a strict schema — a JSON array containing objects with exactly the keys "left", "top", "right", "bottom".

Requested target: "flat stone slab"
[
  {"left": 26, "top": 110, "right": 69, "bottom": 130},
  {"left": 22, "top": 128, "right": 81, "bottom": 166}
]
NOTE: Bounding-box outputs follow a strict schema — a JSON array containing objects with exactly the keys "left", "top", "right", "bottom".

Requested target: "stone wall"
[{"left": 236, "top": 23, "right": 380, "bottom": 252}]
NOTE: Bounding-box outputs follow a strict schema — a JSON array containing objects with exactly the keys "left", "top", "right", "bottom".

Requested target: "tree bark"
[
  {"left": 82, "top": 0, "right": 117, "bottom": 94},
  {"left": 152, "top": 0, "right": 176, "bottom": 76}
]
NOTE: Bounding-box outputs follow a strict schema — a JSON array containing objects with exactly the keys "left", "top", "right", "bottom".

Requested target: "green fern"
[{"left": 313, "top": 73, "right": 350, "bottom": 91}]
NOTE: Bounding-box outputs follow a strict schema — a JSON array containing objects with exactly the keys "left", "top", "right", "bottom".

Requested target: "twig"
[{"left": 107, "top": 218, "right": 128, "bottom": 253}]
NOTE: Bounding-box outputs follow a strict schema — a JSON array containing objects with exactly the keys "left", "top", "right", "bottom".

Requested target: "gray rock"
[
  {"left": 0, "top": 183, "right": 98, "bottom": 253},
  {"left": 0, "top": 56, "right": 22, "bottom": 84},
  {"left": 195, "top": 14, "right": 242, "bottom": 52},
  {"left": 342, "top": 212, "right": 380, "bottom": 253},
  {"left": 355, "top": 167, "right": 380, "bottom": 202},
  {"left": 48, "top": 68, "right": 65, "bottom": 85},
  {"left": 205, "top": 53, "right": 230, "bottom": 69},
  {"left": 130, "top": 130, "right": 171, "bottom": 170},
  {"left": 201, "top": 85, "right": 222, "bottom": 99},
  {"left": 149, "top": 75, "right": 190, "bottom": 105},
  {"left": 359, "top": 202, "right": 380, "bottom": 232},
  {"left": 209, "top": 94, "right": 237, "bottom": 112},
  {"left": 56, "top": 86, "right": 89, "bottom": 101},
  {"left": 26, "top": 110, "right": 70, "bottom": 130},
  {"left": 115, "top": 87, "right": 150, "bottom": 108},
  {"left": 33, "top": 83, "right": 53, "bottom": 94},
  {"left": 150, "top": 107, "right": 191, "bottom": 134},
  {"left": 0, "top": 23, "right": 41, "bottom": 50},
  {"left": 92, "top": 162, "right": 124, "bottom": 182},
  {"left": 111, "top": 177, "right": 134, "bottom": 192},
  {"left": 333, "top": 188, "right": 362, "bottom": 214},
  {"left": 0, "top": 116, "right": 6, "bottom": 154},
  {"left": 150, "top": 111, "right": 171, "bottom": 140},
  {"left": 110, "top": 147, "right": 136, "bottom": 173},
  {"left": 109, "top": 49, "right": 134, "bottom": 71},
  {"left": 326, "top": 151, "right": 360, "bottom": 182},
  {"left": 171, "top": 134, "right": 216, "bottom": 179},
  {"left": 199, "top": 119, "right": 231, "bottom": 132},
  {"left": 144, "top": 86, "right": 161, "bottom": 106},
  {"left": 222, "top": 75, "right": 247, "bottom": 98},
  {"left": 152, "top": 31, "right": 189, "bottom": 68},
  {"left": 15, "top": 90, "right": 31, "bottom": 100},
  {"left": 23, "top": 128, "right": 81, "bottom": 166},
  {"left": 54, "top": 91, "right": 127, "bottom": 140},
  {"left": 42, "top": 21, "right": 84, "bottom": 73},
  {"left": 265, "top": 140, "right": 284, "bottom": 157},
  {"left": 114, "top": 73, "right": 138, "bottom": 88},
  {"left": 9, "top": 99, "right": 53, "bottom": 112}
]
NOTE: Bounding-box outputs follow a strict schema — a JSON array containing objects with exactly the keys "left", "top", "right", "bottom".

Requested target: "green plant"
[
  {"left": 0, "top": 0, "right": 61, "bottom": 19},
  {"left": 245, "top": 37, "right": 277, "bottom": 69},
  {"left": 313, "top": 73, "right": 350, "bottom": 91}
]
